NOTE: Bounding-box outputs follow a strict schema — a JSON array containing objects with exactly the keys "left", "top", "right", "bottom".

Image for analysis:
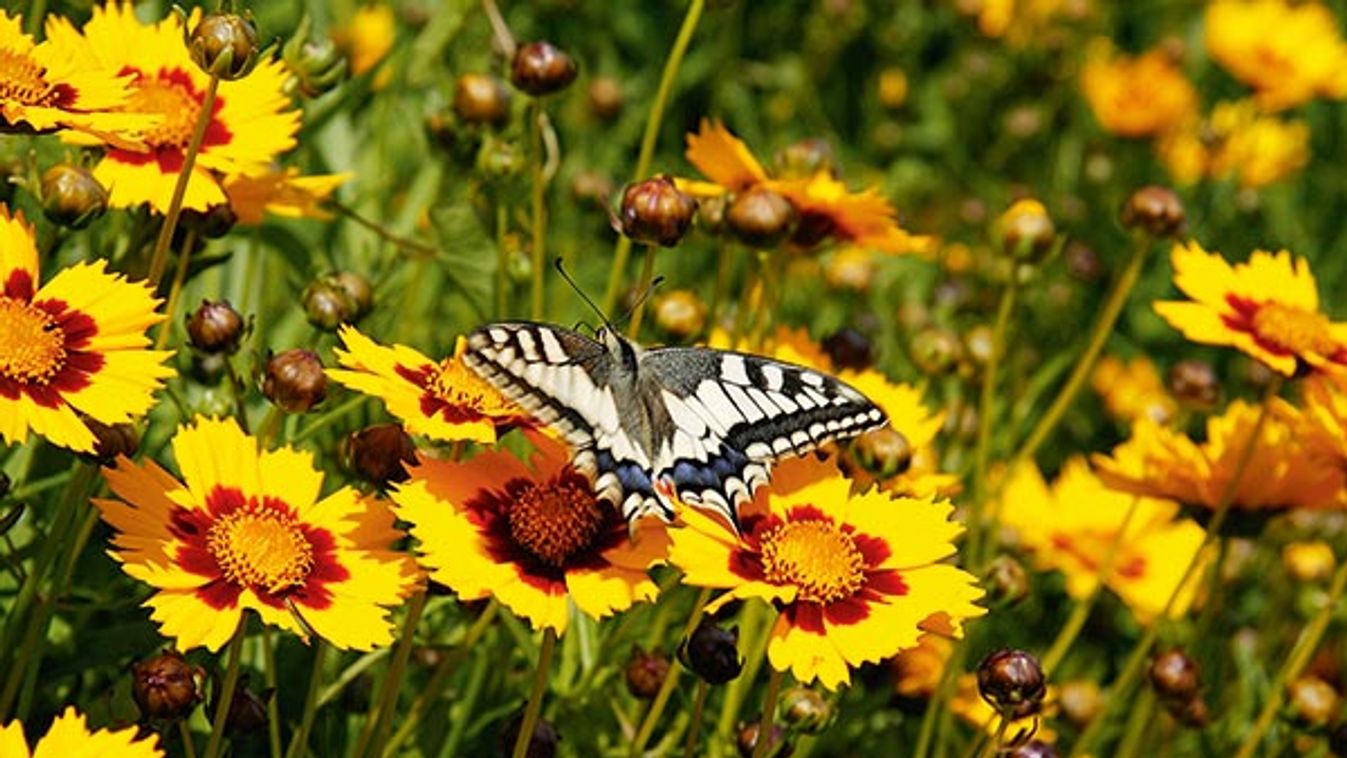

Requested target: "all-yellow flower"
[
  {"left": 1157, "top": 100, "right": 1309, "bottom": 188},
  {"left": 224, "top": 169, "right": 353, "bottom": 225},
  {"left": 59, "top": 2, "right": 301, "bottom": 212},
  {"left": 0, "top": 707, "right": 162, "bottom": 758},
  {"left": 1205, "top": 0, "right": 1347, "bottom": 111},
  {"left": 1092, "top": 355, "right": 1177, "bottom": 425},
  {"left": 332, "top": 4, "right": 397, "bottom": 77},
  {"left": 1284, "top": 375, "right": 1347, "bottom": 472},
  {"left": 95, "top": 416, "right": 421, "bottom": 652},
  {"left": 1080, "top": 40, "right": 1198, "bottom": 138},
  {"left": 1153, "top": 241, "right": 1347, "bottom": 377},
  {"left": 1000, "top": 459, "right": 1206, "bottom": 622},
  {"left": 669, "top": 454, "right": 984, "bottom": 690},
  {"left": 0, "top": 205, "right": 173, "bottom": 453},
  {"left": 391, "top": 432, "right": 668, "bottom": 634}
]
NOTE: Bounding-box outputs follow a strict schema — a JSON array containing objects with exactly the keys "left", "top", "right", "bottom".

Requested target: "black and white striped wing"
[{"left": 640, "top": 347, "right": 888, "bottom": 529}]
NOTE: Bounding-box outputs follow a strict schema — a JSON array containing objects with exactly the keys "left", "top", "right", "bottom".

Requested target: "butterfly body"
[{"left": 463, "top": 322, "right": 887, "bottom": 529}]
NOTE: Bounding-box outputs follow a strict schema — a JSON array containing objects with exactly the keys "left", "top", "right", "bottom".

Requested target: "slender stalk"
[
  {"left": 972, "top": 715, "right": 1009, "bottom": 758},
  {"left": 24, "top": 0, "right": 47, "bottom": 36},
  {"left": 512, "top": 628, "right": 558, "bottom": 758},
  {"left": 601, "top": 0, "right": 706, "bottom": 314},
  {"left": 155, "top": 229, "right": 198, "bottom": 350},
  {"left": 332, "top": 202, "right": 438, "bottom": 258},
  {"left": 751, "top": 667, "right": 784, "bottom": 758},
  {"left": 495, "top": 201, "right": 509, "bottom": 318},
  {"left": 967, "top": 276, "right": 1019, "bottom": 566},
  {"left": 1233, "top": 553, "right": 1347, "bottom": 758},
  {"left": 261, "top": 627, "right": 283, "bottom": 758},
  {"left": 912, "top": 646, "right": 963, "bottom": 758},
  {"left": 629, "top": 588, "right": 712, "bottom": 757},
  {"left": 284, "top": 641, "right": 326, "bottom": 758},
  {"left": 529, "top": 103, "right": 548, "bottom": 321},
  {"left": 179, "top": 719, "right": 199, "bottom": 758},
  {"left": 682, "top": 681, "right": 710, "bottom": 758},
  {"left": 360, "top": 591, "right": 426, "bottom": 758},
  {"left": 147, "top": 76, "right": 220, "bottom": 286},
  {"left": 202, "top": 623, "right": 247, "bottom": 758},
  {"left": 712, "top": 600, "right": 769, "bottom": 757},
  {"left": 223, "top": 358, "right": 251, "bottom": 434},
  {"left": 626, "top": 244, "right": 657, "bottom": 338},
  {"left": 1114, "top": 689, "right": 1156, "bottom": 758}
]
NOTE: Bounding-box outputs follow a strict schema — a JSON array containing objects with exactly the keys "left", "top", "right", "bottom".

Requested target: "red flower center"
[
  {"left": 507, "top": 478, "right": 606, "bottom": 567},
  {"left": 127, "top": 71, "right": 204, "bottom": 149},
  {"left": 1251, "top": 301, "right": 1338, "bottom": 358},
  {"left": 207, "top": 503, "right": 315, "bottom": 594},
  {"left": 0, "top": 49, "right": 57, "bottom": 107},
  {"left": 0, "top": 296, "right": 67, "bottom": 384},
  {"left": 760, "top": 518, "right": 867, "bottom": 604}
]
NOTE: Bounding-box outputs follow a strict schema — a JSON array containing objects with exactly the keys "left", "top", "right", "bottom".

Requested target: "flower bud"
[
  {"left": 995, "top": 199, "right": 1054, "bottom": 262},
  {"left": 619, "top": 176, "right": 697, "bottom": 247},
  {"left": 910, "top": 328, "right": 963, "bottom": 376},
  {"left": 182, "top": 204, "right": 238, "bottom": 239},
  {"left": 679, "top": 622, "right": 743, "bottom": 685},
  {"left": 477, "top": 135, "right": 526, "bottom": 181},
  {"left": 587, "top": 77, "right": 623, "bottom": 120},
  {"left": 41, "top": 164, "right": 107, "bottom": 229},
  {"left": 774, "top": 138, "right": 833, "bottom": 179},
  {"left": 1007, "top": 741, "right": 1060, "bottom": 758},
  {"left": 977, "top": 649, "right": 1046, "bottom": 719},
  {"left": 963, "top": 324, "right": 995, "bottom": 369},
  {"left": 454, "top": 73, "right": 511, "bottom": 126},
  {"left": 189, "top": 13, "right": 259, "bottom": 80},
  {"left": 985, "top": 555, "right": 1029, "bottom": 606},
  {"left": 343, "top": 424, "right": 416, "bottom": 486},
  {"left": 822, "top": 327, "right": 874, "bottom": 372},
  {"left": 82, "top": 419, "right": 139, "bottom": 464},
  {"left": 1283, "top": 541, "right": 1336, "bottom": 583},
  {"left": 262, "top": 349, "right": 326, "bottom": 413},
  {"left": 624, "top": 648, "right": 670, "bottom": 700},
  {"left": 850, "top": 427, "right": 912, "bottom": 480},
  {"left": 1148, "top": 649, "right": 1200, "bottom": 703},
  {"left": 736, "top": 720, "right": 791, "bottom": 758},
  {"left": 187, "top": 300, "right": 245, "bottom": 355},
  {"left": 696, "top": 194, "right": 729, "bottom": 235},
  {"left": 1057, "top": 680, "right": 1102, "bottom": 726},
  {"left": 282, "top": 21, "right": 346, "bottom": 99},
  {"left": 132, "top": 650, "right": 205, "bottom": 721},
  {"left": 302, "top": 272, "right": 370, "bottom": 331},
  {"left": 510, "top": 41, "right": 577, "bottom": 96},
  {"left": 1063, "top": 242, "right": 1105, "bottom": 283},
  {"left": 726, "top": 187, "right": 796, "bottom": 248},
  {"left": 1175, "top": 695, "right": 1209, "bottom": 728},
  {"left": 781, "top": 686, "right": 832, "bottom": 734},
  {"left": 1167, "top": 359, "right": 1220, "bottom": 411},
  {"left": 570, "top": 171, "right": 615, "bottom": 208},
  {"left": 653, "top": 289, "right": 707, "bottom": 341},
  {"left": 498, "top": 711, "right": 559, "bottom": 758},
  {"left": 331, "top": 271, "right": 374, "bottom": 319},
  {"left": 1120, "top": 185, "right": 1186, "bottom": 238},
  {"left": 1288, "top": 676, "right": 1339, "bottom": 727},
  {"left": 224, "top": 685, "right": 269, "bottom": 735},
  {"left": 823, "top": 248, "right": 876, "bottom": 292}
]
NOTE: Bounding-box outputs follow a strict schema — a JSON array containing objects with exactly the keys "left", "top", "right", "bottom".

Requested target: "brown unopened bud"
[
  {"left": 624, "top": 648, "right": 670, "bottom": 700},
  {"left": 344, "top": 424, "right": 416, "bottom": 486},
  {"left": 774, "top": 138, "right": 833, "bottom": 179},
  {"left": 187, "top": 300, "right": 245, "bottom": 355},
  {"left": 851, "top": 427, "right": 912, "bottom": 480},
  {"left": 224, "top": 686, "right": 269, "bottom": 735},
  {"left": 822, "top": 327, "right": 874, "bottom": 371},
  {"left": 736, "top": 720, "right": 791, "bottom": 758},
  {"left": 41, "top": 164, "right": 107, "bottom": 229},
  {"left": 1288, "top": 676, "right": 1339, "bottom": 727},
  {"left": 510, "top": 41, "right": 577, "bottom": 96},
  {"left": 995, "top": 199, "right": 1054, "bottom": 262},
  {"left": 82, "top": 419, "right": 139, "bottom": 464},
  {"left": 189, "top": 13, "right": 259, "bottom": 80},
  {"left": 1149, "top": 649, "right": 1200, "bottom": 703},
  {"left": 619, "top": 176, "right": 696, "bottom": 247},
  {"left": 653, "top": 289, "right": 707, "bottom": 340},
  {"left": 781, "top": 686, "right": 832, "bottom": 734},
  {"left": 587, "top": 77, "right": 623, "bottom": 120},
  {"left": 454, "top": 73, "right": 511, "bottom": 126},
  {"left": 985, "top": 555, "right": 1029, "bottom": 606},
  {"left": 262, "top": 349, "right": 326, "bottom": 413},
  {"left": 911, "top": 328, "right": 963, "bottom": 375},
  {"left": 823, "top": 249, "right": 876, "bottom": 292},
  {"left": 182, "top": 204, "right": 238, "bottom": 239},
  {"left": 977, "top": 649, "right": 1046, "bottom": 719},
  {"left": 1057, "top": 680, "right": 1102, "bottom": 726},
  {"left": 1175, "top": 695, "right": 1209, "bottom": 728},
  {"left": 571, "top": 171, "right": 614, "bottom": 207},
  {"left": 726, "top": 187, "right": 796, "bottom": 248},
  {"left": 499, "top": 711, "right": 559, "bottom": 758},
  {"left": 679, "top": 622, "right": 743, "bottom": 685},
  {"left": 303, "top": 272, "right": 370, "bottom": 331},
  {"left": 696, "top": 194, "right": 728, "bottom": 235},
  {"left": 132, "top": 650, "right": 205, "bottom": 721},
  {"left": 1007, "top": 740, "right": 1060, "bottom": 758},
  {"left": 1121, "top": 185, "right": 1186, "bottom": 238},
  {"left": 1167, "top": 359, "right": 1220, "bottom": 410},
  {"left": 1064, "top": 242, "right": 1105, "bottom": 283},
  {"left": 331, "top": 271, "right": 373, "bottom": 319}
]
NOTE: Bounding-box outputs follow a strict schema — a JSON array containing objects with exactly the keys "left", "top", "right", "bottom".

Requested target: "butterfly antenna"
[
  {"left": 618, "top": 274, "right": 666, "bottom": 326},
  {"left": 554, "top": 258, "right": 614, "bottom": 331}
]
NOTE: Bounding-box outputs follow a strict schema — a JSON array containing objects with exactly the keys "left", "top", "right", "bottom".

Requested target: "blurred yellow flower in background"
[
  {"left": 333, "top": 4, "right": 397, "bottom": 78},
  {"left": 1282, "top": 540, "right": 1335, "bottom": 583},
  {"left": 1158, "top": 100, "right": 1309, "bottom": 188},
  {"left": 1092, "top": 355, "right": 1176, "bottom": 425},
  {"left": 224, "top": 169, "right": 352, "bottom": 225},
  {"left": 1205, "top": 0, "right": 1347, "bottom": 111},
  {"left": 1081, "top": 41, "right": 1197, "bottom": 138}
]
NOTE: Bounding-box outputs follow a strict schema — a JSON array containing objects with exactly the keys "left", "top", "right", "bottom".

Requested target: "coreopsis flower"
[
  {"left": 1157, "top": 100, "right": 1309, "bottom": 188},
  {"left": 329, "top": 326, "right": 525, "bottom": 444},
  {"left": 0, "top": 206, "right": 173, "bottom": 453},
  {"left": 678, "top": 120, "right": 930, "bottom": 255},
  {"left": 1092, "top": 400, "right": 1345, "bottom": 512},
  {"left": 59, "top": 2, "right": 301, "bottom": 212},
  {"left": 1205, "top": 0, "right": 1347, "bottom": 111},
  {"left": 332, "top": 4, "right": 396, "bottom": 77},
  {"left": 1080, "top": 40, "right": 1198, "bottom": 138},
  {"left": 94, "top": 416, "right": 420, "bottom": 652},
  {"left": 892, "top": 632, "right": 953, "bottom": 698},
  {"left": 1153, "top": 241, "right": 1347, "bottom": 377},
  {"left": 224, "top": 169, "right": 352, "bottom": 225},
  {"left": 390, "top": 433, "right": 668, "bottom": 633},
  {"left": 668, "top": 454, "right": 984, "bottom": 690},
  {"left": 1092, "top": 355, "right": 1176, "bottom": 425},
  {"left": 0, "top": 707, "right": 162, "bottom": 757},
  {"left": 1287, "top": 375, "right": 1347, "bottom": 467},
  {"left": 999, "top": 459, "right": 1206, "bottom": 622}
]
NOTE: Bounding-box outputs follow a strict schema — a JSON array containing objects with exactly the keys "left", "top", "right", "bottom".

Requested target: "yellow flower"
[
  {"left": 0, "top": 707, "right": 162, "bottom": 758},
  {"left": 1157, "top": 100, "right": 1309, "bottom": 188},
  {"left": 1293, "top": 375, "right": 1347, "bottom": 466},
  {"left": 390, "top": 432, "right": 668, "bottom": 634},
  {"left": 224, "top": 169, "right": 352, "bottom": 225},
  {"left": 333, "top": 4, "right": 397, "bottom": 78},
  {"left": 0, "top": 205, "right": 173, "bottom": 453},
  {"left": 1080, "top": 40, "right": 1197, "bottom": 138},
  {"left": 1000, "top": 459, "right": 1206, "bottom": 622},
  {"left": 328, "top": 326, "right": 526, "bottom": 444},
  {"left": 1092, "top": 355, "right": 1176, "bottom": 425},
  {"left": 1205, "top": 0, "right": 1347, "bottom": 111},
  {"left": 1092, "top": 400, "right": 1345, "bottom": 512},
  {"left": 95, "top": 416, "right": 421, "bottom": 652},
  {"left": 1153, "top": 241, "right": 1347, "bottom": 377},
  {"left": 1282, "top": 540, "right": 1335, "bottom": 582},
  {"left": 892, "top": 632, "right": 953, "bottom": 698},
  {"left": 60, "top": 3, "right": 301, "bottom": 212},
  {"left": 679, "top": 120, "right": 931, "bottom": 255},
  {"left": 970, "top": 0, "right": 1068, "bottom": 46},
  {"left": 669, "top": 454, "right": 984, "bottom": 690}
]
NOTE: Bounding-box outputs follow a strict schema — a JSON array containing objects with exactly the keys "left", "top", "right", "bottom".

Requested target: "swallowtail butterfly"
[{"left": 463, "top": 322, "right": 888, "bottom": 530}]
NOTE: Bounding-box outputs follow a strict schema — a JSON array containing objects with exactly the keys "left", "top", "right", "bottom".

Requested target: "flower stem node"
[
  {"left": 976, "top": 648, "right": 1046, "bottom": 719},
  {"left": 262, "top": 349, "right": 326, "bottom": 413},
  {"left": 1121, "top": 185, "right": 1186, "bottom": 238},
  {"left": 187, "top": 300, "right": 245, "bottom": 355},
  {"left": 619, "top": 175, "right": 697, "bottom": 247},
  {"left": 679, "top": 621, "right": 744, "bottom": 685},
  {"left": 131, "top": 650, "right": 206, "bottom": 721},
  {"left": 624, "top": 647, "right": 671, "bottom": 700},
  {"left": 454, "top": 73, "right": 511, "bottom": 127},
  {"left": 510, "top": 41, "right": 578, "bottom": 97},
  {"left": 189, "top": 13, "right": 260, "bottom": 81},
  {"left": 40, "top": 164, "right": 108, "bottom": 229},
  {"left": 726, "top": 187, "right": 797, "bottom": 248}
]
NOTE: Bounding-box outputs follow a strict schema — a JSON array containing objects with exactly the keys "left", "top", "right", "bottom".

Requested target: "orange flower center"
[
  {"left": 432, "top": 358, "right": 510, "bottom": 415},
  {"left": 1252, "top": 302, "right": 1339, "bottom": 357},
  {"left": 0, "top": 49, "right": 56, "bottom": 106},
  {"left": 759, "top": 519, "right": 867, "bottom": 604},
  {"left": 207, "top": 505, "right": 314, "bottom": 594},
  {"left": 128, "top": 75, "right": 201, "bottom": 148},
  {"left": 0, "top": 297, "right": 66, "bottom": 385},
  {"left": 508, "top": 479, "right": 605, "bottom": 567}
]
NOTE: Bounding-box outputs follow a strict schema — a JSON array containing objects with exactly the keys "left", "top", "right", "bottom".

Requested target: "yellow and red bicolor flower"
[
  {"left": 669, "top": 454, "right": 983, "bottom": 690},
  {"left": 391, "top": 433, "right": 668, "bottom": 634},
  {"left": 95, "top": 416, "right": 421, "bottom": 652},
  {"left": 0, "top": 707, "right": 162, "bottom": 758},
  {"left": 0, "top": 205, "right": 173, "bottom": 453}
]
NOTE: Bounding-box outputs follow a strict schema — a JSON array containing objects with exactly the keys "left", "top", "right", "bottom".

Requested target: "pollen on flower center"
[
  {"left": 760, "top": 518, "right": 867, "bottom": 604},
  {"left": 0, "top": 49, "right": 55, "bottom": 106},
  {"left": 429, "top": 358, "right": 500, "bottom": 413},
  {"left": 128, "top": 73, "right": 202, "bottom": 148},
  {"left": 507, "top": 477, "right": 606, "bottom": 567},
  {"left": 206, "top": 504, "right": 314, "bottom": 594},
  {"left": 1252, "top": 301, "right": 1338, "bottom": 356},
  {"left": 0, "top": 297, "right": 67, "bottom": 384}
]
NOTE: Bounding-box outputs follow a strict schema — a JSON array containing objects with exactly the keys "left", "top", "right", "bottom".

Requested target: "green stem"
[
  {"left": 147, "top": 76, "right": 219, "bottom": 286},
  {"left": 913, "top": 645, "right": 964, "bottom": 758},
  {"left": 202, "top": 622, "right": 247, "bottom": 758},
  {"left": 440, "top": 637, "right": 492, "bottom": 758},
  {"left": 179, "top": 719, "right": 199, "bottom": 758},
  {"left": 682, "top": 681, "right": 710, "bottom": 758},
  {"left": 972, "top": 715, "right": 1009, "bottom": 758},
  {"left": 262, "top": 627, "right": 283, "bottom": 758},
  {"left": 601, "top": 0, "right": 706, "bottom": 314},
  {"left": 629, "top": 588, "right": 712, "bottom": 757},
  {"left": 223, "top": 358, "right": 251, "bottom": 434},
  {"left": 1233, "top": 551, "right": 1347, "bottom": 758},
  {"left": 968, "top": 276, "right": 1019, "bottom": 567},
  {"left": 495, "top": 201, "right": 509, "bottom": 319},
  {"left": 626, "top": 244, "right": 657, "bottom": 338},
  {"left": 750, "top": 667, "right": 784, "bottom": 758},
  {"left": 713, "top": 600, "right": 770, "bottom": 757},
  {"left": 1114, "top": 689, "right": 1156, "bottom": 758},
  {"left": 155, "top": 229, "right": 197, "bottom": 351},
  {"left": 332, "top": 201, "right": 438, "bottom": 258},
  {"left": 24, "top": 0, "right": 47, "bottom": 36},
  {"left": 284, "top": 641, "right": 326, "bottom": 758},
  {"left": 529, "top": 104, "right": 547, "bottom": 321},
  {"left": 360, "top": 591, "right": 427, "bottom": 758},
  {"left": 512, "top": 627, "right": 558, "bottom": 758}
]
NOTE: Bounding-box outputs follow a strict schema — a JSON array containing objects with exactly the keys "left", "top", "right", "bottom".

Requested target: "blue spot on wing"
[
  {"left": 595, "top": 450, "right": 655, "bottom": 499},
  {"left": 668, "top": 446, "right": 748, "bottom": 496}
]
